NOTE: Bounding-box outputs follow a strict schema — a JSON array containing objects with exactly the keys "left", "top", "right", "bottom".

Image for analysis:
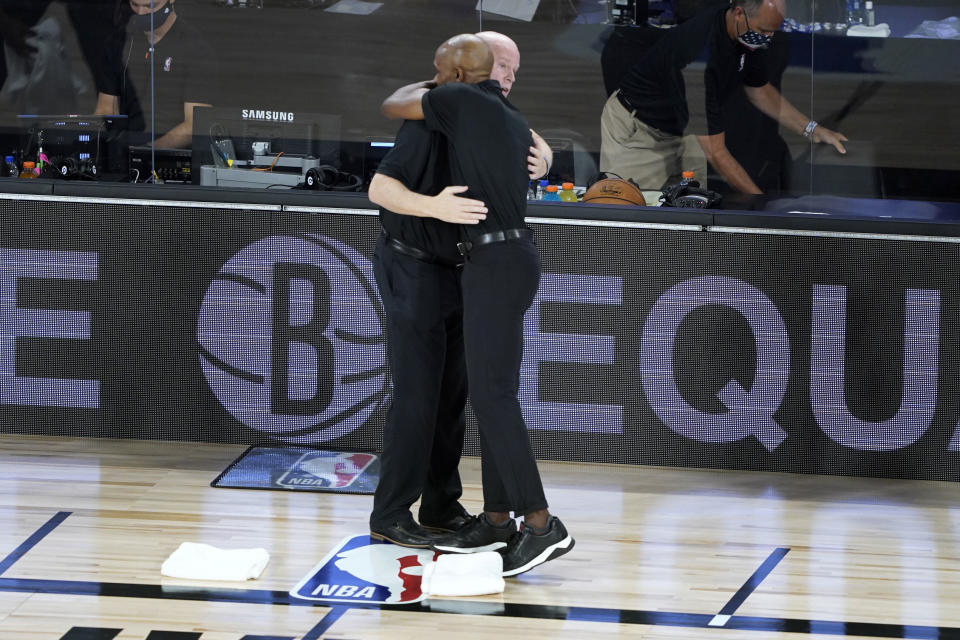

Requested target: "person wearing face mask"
[
  {"left": 600, "top": 0, "right": 848, "bottom": 195},
  {"left": 94, "top": 0, "right": 215, "bottom": 149}
]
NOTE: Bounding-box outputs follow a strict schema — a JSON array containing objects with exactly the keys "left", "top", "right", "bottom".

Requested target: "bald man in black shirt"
[{"left": 373, "top": 34, "right": 574, "bottom": 577}]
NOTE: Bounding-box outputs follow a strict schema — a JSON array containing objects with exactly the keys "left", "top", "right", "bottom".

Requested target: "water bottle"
[
  {"left": 559, "top": 182, "right": 578, "bottom": 203},
  {"left": 541, "top": 185, "right": 561, "bottom": 202},
  {"left": 527, "top": 181, "right": 537, "bottom": 200},
  {"left": 864, "top": 1, "right": 875, "bottom": 26},
  {"left": 537, "top": 179, "right": 549, "bottom": 200},
  {"left": 846, "top": 0, "right": 863, "bottom": 24},
  {"left": 3, "top": 155, "right": 17, "bottom": 178},
  {"left": 680, "top": 170, "right": 695, "bottom": 187}
]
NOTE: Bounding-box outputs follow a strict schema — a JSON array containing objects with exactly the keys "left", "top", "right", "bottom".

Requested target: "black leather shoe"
[
  {"left": 420, "top": 508, "right": 473, "bottom": 534},
  {"left": 370, "top": 520, "right": 439, "bottom": 548}
]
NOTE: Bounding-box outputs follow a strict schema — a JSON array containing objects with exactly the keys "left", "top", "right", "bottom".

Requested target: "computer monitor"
[
  {"left": 191, "top": 107, "right": 341, "bottom": 185},
  {"left": 361, "top": 138, "right": 395, "bottom": 190}
]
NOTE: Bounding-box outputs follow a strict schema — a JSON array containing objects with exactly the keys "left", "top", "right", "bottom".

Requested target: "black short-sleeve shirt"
[
  {"left": 99, "top": 18, "right": 216, "bottom": 140},
  {"left": 375, "top": 120, "right": 462, "bottom": 264},
  {"left": 619, "top": 5, "right": 768, "bottom": 137},
  {"left": 421, "top": 80, "right": 532, "bottom": 239}
]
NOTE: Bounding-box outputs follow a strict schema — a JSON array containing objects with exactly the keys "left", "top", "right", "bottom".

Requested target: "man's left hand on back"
[{"left": 527, "top": 130, "right": 552, "bottom": 179}]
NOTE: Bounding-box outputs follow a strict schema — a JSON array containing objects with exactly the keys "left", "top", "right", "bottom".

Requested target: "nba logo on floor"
[
  {"left": 277, "top": 451, "right": 376, "bottom": 489},
  {"left": 291, "top": 535, "right": 436, "bottom": 604}
]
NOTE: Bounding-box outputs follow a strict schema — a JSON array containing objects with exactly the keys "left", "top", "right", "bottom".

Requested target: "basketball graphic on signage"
[{"left": 197, "top": 234, "right": 388, "bottom": 443}]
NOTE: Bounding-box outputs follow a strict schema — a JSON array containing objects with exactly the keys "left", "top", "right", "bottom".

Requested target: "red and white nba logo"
[
  {"left": 277, "top": 451, "right": 376, "bottom": 489},
  {"left": 291, "top": 535, "right": 437, "bottom": 604}
]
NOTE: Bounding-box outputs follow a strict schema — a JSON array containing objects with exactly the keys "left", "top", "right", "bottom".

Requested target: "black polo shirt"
[
  {"left": 375, "top": 120, "right": 462, "bottom": 265},
  {"left": 618, "top": 4, "right": 768, "bottom": 137},
  {"left": 99, "top": 17, "right": 216, "bottom": 141},
  {"left": 421, "top": 80, "right": 532, "bottom": 239}
]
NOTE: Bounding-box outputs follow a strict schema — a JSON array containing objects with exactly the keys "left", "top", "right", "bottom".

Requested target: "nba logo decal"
[
  {"left": 276, "top": 451, "right": 376, "bottom": 489},
  {"left": 291, "top": 535, "right": 436, "bottom": 604}
]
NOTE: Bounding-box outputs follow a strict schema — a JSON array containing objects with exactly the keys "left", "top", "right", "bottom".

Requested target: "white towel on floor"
[
  {"left": 421, "top": 551, "right": 505, "bottom": 597},
  {"left": 161, "top": 542, "right": 269, "bottom": 581}
]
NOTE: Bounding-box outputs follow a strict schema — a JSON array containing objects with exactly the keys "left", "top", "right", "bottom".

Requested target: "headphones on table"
[{"left": 303, "top": 165, "right": 363, "bottom": 192}]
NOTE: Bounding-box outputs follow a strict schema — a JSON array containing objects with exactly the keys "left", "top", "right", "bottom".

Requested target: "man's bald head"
[
  {"left": 433, "top": 34, "right": 493, "bottom": 86},
  {"left": 476, "top": 31, "right": 520, "bottom": 96},
  {"left": 731, "top": 0, "right": 785, "bottom": 33}
]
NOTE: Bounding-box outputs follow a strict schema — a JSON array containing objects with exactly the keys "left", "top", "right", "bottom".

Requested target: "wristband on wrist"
[{"left": 802, "top": 120, "right": 819, "bottom": 138}]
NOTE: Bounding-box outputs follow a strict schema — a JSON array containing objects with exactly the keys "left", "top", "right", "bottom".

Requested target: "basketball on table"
[{"left": 582, "top": 177, "right": 647, "bottom": 206}]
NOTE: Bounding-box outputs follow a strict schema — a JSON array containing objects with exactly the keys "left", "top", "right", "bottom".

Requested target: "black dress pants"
[
  {"left": 369, "top": 235, "right": 468, "bottom": 530},
  {"left": 461, "top": 237, "right": 548, "bottom": 515}
]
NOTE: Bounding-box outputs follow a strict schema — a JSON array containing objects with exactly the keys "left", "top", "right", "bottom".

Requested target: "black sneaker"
[
  {"left": 431, "top": 513, "right": 516, "bottom": 553},
  {"left": 499, "top": 516, "right": 574, "bottom": 576},
  {"left": 419, "top": 505, "right": 473, "bottom": 534},
  {"left": 370, "top": 519, "right": 439, "bottom": 549}
]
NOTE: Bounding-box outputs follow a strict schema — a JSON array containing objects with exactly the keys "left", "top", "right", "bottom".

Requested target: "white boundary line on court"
[{"left": 708, "top": 614, "right": 732, "bottom": 627}]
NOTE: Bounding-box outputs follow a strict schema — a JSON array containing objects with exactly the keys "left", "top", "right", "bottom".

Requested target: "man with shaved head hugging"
[{"left": 368, "top": 34, "right": 573, "bottom": 577}]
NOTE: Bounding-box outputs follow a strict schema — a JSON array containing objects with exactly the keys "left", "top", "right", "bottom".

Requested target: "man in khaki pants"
[
  {"left": 600, "top": 0, "right": 847, "bottom": 194},
  {"left": 600, "top": 96, "right": 707, "bottom": 191}
]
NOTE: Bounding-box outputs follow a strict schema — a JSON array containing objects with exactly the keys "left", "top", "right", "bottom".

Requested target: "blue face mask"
[
  {"left": 738, "top": 13, "right": 773, "bottom": 50},
  {"left": 128, "top": 2, "right": 173, "bottom": 32}
]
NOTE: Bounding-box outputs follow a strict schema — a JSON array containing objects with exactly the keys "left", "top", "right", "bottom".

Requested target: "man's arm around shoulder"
[{"left": 381, "top": 80, "right": 435, "bottom": 120}]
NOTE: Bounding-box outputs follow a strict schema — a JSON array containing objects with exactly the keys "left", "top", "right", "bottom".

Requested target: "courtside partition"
[{"left": 2, "top": 184, "right": 959, "bottom": 482}]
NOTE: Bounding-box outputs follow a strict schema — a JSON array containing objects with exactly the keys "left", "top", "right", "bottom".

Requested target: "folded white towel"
[
  {"left": 161, "top": 542, "right": 269, "bottom": 581},
  {"left": 847, "top": 23, "right": 891, "bottom": 38},
  {"left": 421, "top": 552, "right": 505, "bottom": 597}
]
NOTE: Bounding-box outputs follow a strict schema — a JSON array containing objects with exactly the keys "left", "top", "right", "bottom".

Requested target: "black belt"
[
  {"left": 616, "top": 90, "right": 637, "bottom": 115},
  {"left": 457, "top": 228, "right": 533, "bottom": 256},
  {"left": 382, "top": 233, "right": 463, "bottom": 267}
]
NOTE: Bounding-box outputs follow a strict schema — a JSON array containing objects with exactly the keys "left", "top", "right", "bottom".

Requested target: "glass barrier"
[
  {"left": 0, "top": 0, "right": 957, "bottom": 209},
  {"left": 806, "top": 0, "right": 960, "bottom": 203}
]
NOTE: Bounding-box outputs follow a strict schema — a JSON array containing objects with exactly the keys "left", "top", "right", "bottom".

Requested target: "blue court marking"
[
  {"left": 2, "top": 576, "right": 960, "bottom": 637},
  {"left": 0, "top": 511, "right": 71, "bottom": 576},
  {"left": 301, "top": 606, "right": 349, "bottom": 640},
  {"left": 708, "top": 547, "right": 790, "bottom": 627}
]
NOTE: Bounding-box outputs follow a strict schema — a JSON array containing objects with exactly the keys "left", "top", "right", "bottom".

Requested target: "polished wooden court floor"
[{"left": 2, "top": 433, "right": 960, "bottom": 639}]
